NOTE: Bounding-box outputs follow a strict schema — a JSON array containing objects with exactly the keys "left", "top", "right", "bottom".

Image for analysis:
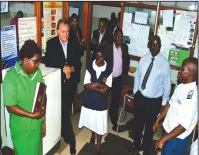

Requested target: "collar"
[
  {"left": 149, "top": 52, "right": 161, "bottom": 59},
  {"left": 59, "top": 38, "right": 68, "bottom": 46},
  {"left": 15, "top": 60, "right": 38, "bottom": 80},
  {"left": 93, "top": 60, "right": 107, "bottom": 72},
  {"left": 113, "top": 42, "right": 121, "bottom": 49},
  {"left": 99, "top": 28, "right": 106, "bottom": 35},
  {"left": 181, "top": 81, "right": 197, "bottom": 88}
]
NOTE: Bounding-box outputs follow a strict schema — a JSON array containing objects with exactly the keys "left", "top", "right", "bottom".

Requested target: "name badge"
[{"left": 187, "top": 90, "right": 194, "bottom": 99}]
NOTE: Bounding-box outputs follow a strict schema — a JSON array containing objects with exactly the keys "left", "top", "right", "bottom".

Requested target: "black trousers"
[
  {"left": 61, "top": 80, "right": 77, "bottom": 147},
  {"left": 110, "top": 75, "right": 122, "bottom": 127},
  {"left": 133, "top": 91, "right": 162, "bottom": 155}
]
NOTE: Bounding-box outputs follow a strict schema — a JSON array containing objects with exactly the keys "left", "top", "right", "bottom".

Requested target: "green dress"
[{"left": 3, "top": 61, "right": 44, "bottom": 155}]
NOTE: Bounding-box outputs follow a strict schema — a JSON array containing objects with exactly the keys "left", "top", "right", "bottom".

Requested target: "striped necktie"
[{"left": 141, "top": 57, "right": 155, "bottom": 90}]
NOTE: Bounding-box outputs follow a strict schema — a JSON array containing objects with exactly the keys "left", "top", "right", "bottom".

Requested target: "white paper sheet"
[
  {"left": 18, "top": 17, "right": 37, "bottom": 50},
  {"left": 163, "top": 10, "right": 174, "bottom": 27},
  {"left": 124, "top": 23, "right": 150, "bottom": 57},
  {"left": 135, "top": 24, "right": 150, "bottom": 47},
  {"left": 69, "top": 7, "right": 79, "bottom": 17},
  {"left": 123, "top": 12, "right": 132, "bottom": 23},
  {"left": 173, "top": 10, "right": 197, "bottom": 48},
  {"left": 43, "top": 2, "right": 63, "bottom": 45},
  {"left": 128, "top": 44, "right": 149, "bottom": 57},
  {"left": 134, "top": 11, "right": 148, "bottom": 25}
]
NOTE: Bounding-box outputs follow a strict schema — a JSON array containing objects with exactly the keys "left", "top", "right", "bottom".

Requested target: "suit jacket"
[
  {"left": 44, "top": 35, "right": 81, "bottom": 84},
  {"left": 90, "top": 29, "right": 112, "bottom": 52},
  {"left": 104, "top": 43, "right": 130, "bottom": 79},
  {"left": 70, "top": 27, "right": 85, "bottom": 57}
]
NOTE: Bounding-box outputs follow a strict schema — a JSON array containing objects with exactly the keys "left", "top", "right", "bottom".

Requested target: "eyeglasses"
[{"left": 30, "top": 58, "right": 40, "bottom": 65}]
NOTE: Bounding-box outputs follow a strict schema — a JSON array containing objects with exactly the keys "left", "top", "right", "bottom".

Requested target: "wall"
[
  {"left": 69, "top": 2, "right": 83, "bottom": 29},
  {"left": 125, "top": 2, "right": 198, "bottom": 85},
  {"left": 1, "top": 2, "right": 34, "bottom": 27},
  {"left": 91, "top": 5, "right": 121, "bottom": 37}
]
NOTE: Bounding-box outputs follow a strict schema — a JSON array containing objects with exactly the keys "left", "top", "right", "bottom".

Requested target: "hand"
[
  {"left": 160, "top": 105, "right": 165, "bottom": 112},
  {"left": 42, "top": 116, "right": 46, "bottom": 137},
  {"left": 91, "top": 83, "right": 99, "bottom": 88},
  {"left": 153, "top": 120, "right": 159, "bottom": 133},
  {"left": 31, "top": 107, "right": 46, "bottom": 119},
  {"left": 70, "top": 66, "right": 75, "bottom": 72},
  {"left": 63, "top": 65, "right": 71, "bottom": 74},
  {"left": 92, "top": 39, "right": 97, "bottom": 44},
  {"left": 155, "top": 138, "right": 165, "bottom": 151},
  {"left": 65, "top": 73, "right": 71, "bottom": 79}
]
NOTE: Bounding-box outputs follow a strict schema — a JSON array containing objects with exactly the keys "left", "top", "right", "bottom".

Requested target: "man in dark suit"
[
  {"left": 105, "top": 28, "right": 130, "bottom": 132},
  {"left": 45, "top": 19, "right": 81, "bottom": 155},
  {"left": 90, "top": 18, "right": 112, "bottom": 61}
]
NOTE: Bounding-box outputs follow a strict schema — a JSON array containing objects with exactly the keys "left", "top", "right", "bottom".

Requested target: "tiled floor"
[{"left": 54, "top": 110, "right": 162, "bottom": 155}]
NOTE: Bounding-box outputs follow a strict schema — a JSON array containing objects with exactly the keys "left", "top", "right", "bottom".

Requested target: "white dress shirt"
[
  {"left": 133, "top": 52, "right": 171, "bottom": 105},
  {"left": 60, "top": 40, "right": 68, "bottom": 59},
  {"left": 84, "top": 60, "right": 112, "bottom": 87},
  {"left": 163, "top": 82, "right": 198, "bottom": 139},
  {"left": 98, "top": 29, "right": 106, "bottom": 45},
  {"left": 113, "top": 26, "right": 117, "bottom": 35}
]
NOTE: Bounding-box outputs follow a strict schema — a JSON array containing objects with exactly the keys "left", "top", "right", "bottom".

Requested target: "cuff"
[{"left": 161, "top": 100, "right": 167, "bottom": 106}]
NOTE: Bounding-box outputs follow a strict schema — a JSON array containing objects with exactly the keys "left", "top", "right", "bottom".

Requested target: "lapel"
[
  {"left": 96, "top": 31, "right": 100, "bottom": 44},
  {"left": 121, "top": 45, "right": 124, "bottom": 56},
  {"left": 56, "top": 36, "right": 67, "bottom": 62},
  {"left": 100, "top": 30, "right": 107, "bottom": 44},
  {"left": 67, "top": 38, "right": 71, "bottom": 61}
]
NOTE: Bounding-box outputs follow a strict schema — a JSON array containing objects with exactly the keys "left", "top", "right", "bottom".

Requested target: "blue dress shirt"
[{"left": 133, "top": 53, "right": 171, "bottom": 105}]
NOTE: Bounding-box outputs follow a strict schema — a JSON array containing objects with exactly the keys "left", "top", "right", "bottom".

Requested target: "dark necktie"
[{"left": 141, "top": 57, "right": 155, "bottom": 90}]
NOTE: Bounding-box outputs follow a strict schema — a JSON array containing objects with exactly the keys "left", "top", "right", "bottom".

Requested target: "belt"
[{"left": 138, "top": 91, "right": 161, "bottom": 100}]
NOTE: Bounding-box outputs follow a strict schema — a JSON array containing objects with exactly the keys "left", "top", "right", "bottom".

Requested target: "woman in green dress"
[{"left": 2, "top": 40, "right": 46, "bottom": 155}]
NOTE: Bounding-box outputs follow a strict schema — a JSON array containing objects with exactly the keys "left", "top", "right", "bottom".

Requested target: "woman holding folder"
[{"left": 2, "top": 40, "right": 46, "bottom": 155}]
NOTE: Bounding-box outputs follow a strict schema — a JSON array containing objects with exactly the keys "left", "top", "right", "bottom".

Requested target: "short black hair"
[
  {"left": 183, "top": 57, "right": 198, "bottom": 80},
  {"left": 57, "top": 18, "right": 70, "bottom": 30},
  {"left": 111, "top": 12, "right": 116, "bottom": 19},
  {"left": 99, "top": 18, "right": 107, "bottom": 27},
  {"left": 114, "top": 28, "right": 123, "bottom": 37},
  {"left": 17, "top": 10, "right": 23, "bottom": 18},
  {"left": 150, "top": 35, "right": 161, "bottom": 47},
  {"left": 111, "top": 17, "right": 117, "bottom": 23},
  {"left": 71, "top": 13, "right": 79, "bottom": 21},
  {"left": 96, "top": 47, "right": 105, "bottom": 56},
  {"left": 19, "top": 40, "right": 41, "bottom": 60}
]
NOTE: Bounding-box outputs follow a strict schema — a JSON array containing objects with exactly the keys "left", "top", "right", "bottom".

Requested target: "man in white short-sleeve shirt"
[{"left": 153, "top": 57, "right": 198, "bottom": 155}]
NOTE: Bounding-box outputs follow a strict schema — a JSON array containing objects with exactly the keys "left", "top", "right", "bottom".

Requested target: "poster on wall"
[
  {"left": 43, "top": 2, "right": 63, "bottom": 53},
  {"left": 168, "top": 48, "right": 190, "bottom": 67},
  {"left": 134, "top": 11, "right": 148, "bottom": 25},
  {"left": 1, "top": 25, "right": 17, "bottom": 60},
  {"left": 173, "top": 11, "right": 197, "bottom": 48},
  {"left": 18, "top": 17, "right": 37, "bottom": 50},
  {"left": 1, "top": 1, "right": 8, "bottom": 13}
]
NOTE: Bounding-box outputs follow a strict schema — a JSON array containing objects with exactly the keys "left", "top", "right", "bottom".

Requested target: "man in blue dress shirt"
[{"left": 131, "top": 35, "right": 171, "bottom": 155}]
